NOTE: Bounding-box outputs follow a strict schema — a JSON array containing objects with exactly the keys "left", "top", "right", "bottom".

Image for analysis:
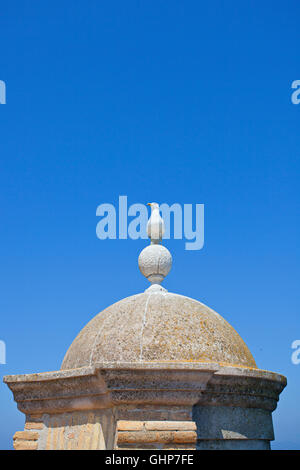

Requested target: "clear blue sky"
[{"left": 0, "top": 1, "right": 299, "bottom": 450}]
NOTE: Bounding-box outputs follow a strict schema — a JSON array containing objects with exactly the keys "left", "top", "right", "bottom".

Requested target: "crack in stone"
[{"left": 139, "top": 294, "right": 152, "bottom": 362}]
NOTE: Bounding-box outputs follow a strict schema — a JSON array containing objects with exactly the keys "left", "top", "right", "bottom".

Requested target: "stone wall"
[
  {"left": 117, "top": 420, "right": 196, "bottom": 450},
  {"left": 13, "top": 415, "right": 44, "bottom": 450}
]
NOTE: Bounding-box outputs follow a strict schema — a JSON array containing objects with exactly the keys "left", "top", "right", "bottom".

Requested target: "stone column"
[
  {"left": 191, "top": 365, "right": 287, "bottom": 450},
  {"left": 4, "top": 366, "right": 117, "bottom": 450}
]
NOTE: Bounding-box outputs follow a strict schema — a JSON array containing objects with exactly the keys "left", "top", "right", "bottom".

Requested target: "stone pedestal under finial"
[{"left": 138, "top": 244, "right": 172, "bottom": 290}]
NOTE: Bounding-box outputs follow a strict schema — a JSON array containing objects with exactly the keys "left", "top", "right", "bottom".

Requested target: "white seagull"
[{"left": 147, "top": 202, "right": 165, "bottom": 243}]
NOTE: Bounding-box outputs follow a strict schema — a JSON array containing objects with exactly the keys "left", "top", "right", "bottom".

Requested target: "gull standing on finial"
[{"left": 147, "top": 202, "right": 165, "bottom": 244}]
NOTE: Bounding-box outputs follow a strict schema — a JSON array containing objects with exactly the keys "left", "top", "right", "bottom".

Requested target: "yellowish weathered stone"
[
  {"left": 118, "top": 421, "right": 144, "bottom": 431},
  {"left": 25, "top": 422, "right": 43, "bottom": 430},
  {"left": 14, "top": 431, "right": 39, "bottom": 441},
  {"left": 145, "top": 421, "right": 196, "bottom": 431},
  {"left": 13, "top": 440, "right": 38, "bottom": 450}
]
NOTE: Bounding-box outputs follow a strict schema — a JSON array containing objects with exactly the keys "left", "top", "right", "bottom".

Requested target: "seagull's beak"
[{"left": 147, "top": 203, "right": 151, "bottom": 206}]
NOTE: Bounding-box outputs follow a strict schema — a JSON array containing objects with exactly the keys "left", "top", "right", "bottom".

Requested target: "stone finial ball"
[{"left": 138, "top": 244, "right": 172, "bottom": 285}]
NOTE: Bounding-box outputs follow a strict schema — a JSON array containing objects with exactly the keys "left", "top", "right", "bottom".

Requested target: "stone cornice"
[{"left": 3, "top": 362, "right": 287, "bottom": 415}]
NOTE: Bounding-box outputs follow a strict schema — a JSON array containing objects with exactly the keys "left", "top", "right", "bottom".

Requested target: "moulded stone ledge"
[{"left": 4, "top": 362, "right": 287, "bottom": 417}]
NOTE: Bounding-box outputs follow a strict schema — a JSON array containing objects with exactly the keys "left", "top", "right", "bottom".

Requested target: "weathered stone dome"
[{"left": 61, "top": 291, "right": 256, "bottom": 370}]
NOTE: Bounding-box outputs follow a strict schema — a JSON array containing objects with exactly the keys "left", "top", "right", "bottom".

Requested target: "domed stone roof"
[{"left": 61, "top": 291, "right": 256, "bottom": 370}]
